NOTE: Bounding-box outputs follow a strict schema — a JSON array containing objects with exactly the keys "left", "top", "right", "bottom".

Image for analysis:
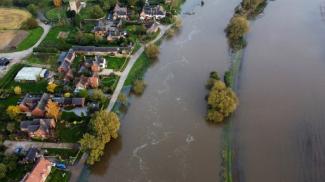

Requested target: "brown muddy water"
[
  {"left": 87, "top": 0, "right": 239, "bottom": 181},
  {"left": 233, "top": 0, "right": 325, "bottom": 181}
]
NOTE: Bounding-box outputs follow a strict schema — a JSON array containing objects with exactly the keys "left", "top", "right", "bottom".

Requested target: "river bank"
[{"left": 87, "top": 0, "right": 239, "bottom": 181}]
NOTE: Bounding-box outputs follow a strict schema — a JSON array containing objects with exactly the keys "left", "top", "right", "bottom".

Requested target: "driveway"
[{"left": 3, "top": 140, "right": 79, "bottom": 154}]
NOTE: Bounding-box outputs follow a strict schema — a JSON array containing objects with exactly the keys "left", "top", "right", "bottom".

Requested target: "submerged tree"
[{"left": 206, "top": 73, "right": 238, "bottom": 123}]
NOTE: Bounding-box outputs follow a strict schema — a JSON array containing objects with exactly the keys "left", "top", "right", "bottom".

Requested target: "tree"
[
  {"left": 14, "top": 86, "right": 22, "bottom": 95},
  {"left": 80, "top": 111, "right": 120, "bottom": 165},
  {"left": 145, "top": 43, "right": 160, "bottom": 60},
  {"left": 27, "top": 4, "right": 37, "bottom": 16},
  {"left": 132, "top": 80, "right": 145, "bottom": 95},
  {"left": 118, "top": 93, "right": 128, "bottom": 105},
  {"left": 91, "top": 89, "right": 107, "bottom": 104},
  {"left": 46, "top": 100, "right": 60, "bottom": 121},
  {"left": 6, "top": 123, "right": 15, "bottom": 133},
  {"left": 78, "top": 89, "right": 88, "bottom": 98},
  {"left": 90, "top": 5, "right": 105, "bottom": 19},
  {"left": 90, "top": 111, "right": 120, "bottom": 142},
  {"left": 226, "top": 16, "right": 249, "bottom": 41},
  {"left": 66, "top": 10, "right": 76, "bottom": 19},
  {"left": 53, "top": 0, "right": 62, "bottom": 7},
  {"left": 47, "top": 83, "right": 58, "bottom": 93},
  {"left": 21, "top": 17, "right": 38, "bottom": 30},
  {"left": 6, "top": 105, "right": 21, "bottom": 121},
  {"left": 0, "top": 163, "right": 6, "bottom": 179},
  {"left": 206, "top": 80, "right": 239, "bottom": 123}
]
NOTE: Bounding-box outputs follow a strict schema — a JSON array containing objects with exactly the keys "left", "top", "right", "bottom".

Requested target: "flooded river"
[
  {"left": 233, "top": 0, "right": 325, "bottom": 181},
  {"left": 88, "top": 0, "right": 238, "bottom": 181},
  {"left": 87, "top": 0, "right": 325, "bottom": 181}
]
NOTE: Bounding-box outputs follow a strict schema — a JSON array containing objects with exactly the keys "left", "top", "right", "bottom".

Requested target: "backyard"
[
  {"left": 56, "top": 112, "right": 89, "bottom": 143},
  {"left": 46, "top": 168, "right": 71, "bottom": 182},
  {"left": 106, "top": 56, "right": 128, "bottom": 71}
]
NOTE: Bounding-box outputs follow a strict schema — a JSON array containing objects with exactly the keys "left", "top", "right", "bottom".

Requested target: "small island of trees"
[{"left": 206, "top": 72, "right": 238, "bottom": 123}]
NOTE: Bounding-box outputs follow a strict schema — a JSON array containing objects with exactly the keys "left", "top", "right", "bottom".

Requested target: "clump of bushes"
[
  {"left": 21, "top": 17, "right": 38, "bottom": 30},
  {"left": 225, "top": 16, "right": 249, "bottom": 50},
  {"left": 206, "top": 72, "right": 238, "bottom": 123},
  {"left": 132, "top": 80, "right": 145, "bottom": 95},
  {"left": 145, "top": 43, "right": 160, "bottom": 60}
]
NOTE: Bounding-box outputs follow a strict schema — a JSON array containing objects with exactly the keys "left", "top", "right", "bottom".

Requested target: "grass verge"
[{"left": 16, "top": 27, "right": 44, "bottom": 51}]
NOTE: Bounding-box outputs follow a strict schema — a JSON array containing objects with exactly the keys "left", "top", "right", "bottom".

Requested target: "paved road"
[
  {"left": 3, "top": 140, "right": 79, "bottom": 154},
  {"left": 69, "top": 152, "right": 89, "bottom": 182},
  {"left": 0, "top": 20, "right": 51, "bottom": 60},
  {"left": 107, "top": 25, "right": 172, "bottom": 112},
  {"left": 0, "top": 20, "right": 51, "bottom": 78}
]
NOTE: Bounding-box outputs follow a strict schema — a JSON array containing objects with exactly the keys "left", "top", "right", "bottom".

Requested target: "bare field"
[
  {"left": 0, "top": 8, "right": 31, "bottom": 30},
  {"left": 0, "top": 30, "right": 28, "bottom": 51}
]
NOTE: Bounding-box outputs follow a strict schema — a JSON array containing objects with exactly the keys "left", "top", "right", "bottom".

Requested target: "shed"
[{"left": 14, "top": 67, "right": 46, "bottom": 82}]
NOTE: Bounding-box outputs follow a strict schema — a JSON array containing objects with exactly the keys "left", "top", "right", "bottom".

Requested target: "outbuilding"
[{"left": 14, "top": 67, "right": 48, "bottom": 82}]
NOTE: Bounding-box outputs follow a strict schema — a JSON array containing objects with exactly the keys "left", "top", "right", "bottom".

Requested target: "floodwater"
[
  {"left": 232, "top": 0, "right": 325, "bottom": 181},
  {"left": 88, "top": 0, "right": 239, "bottom": 181}
]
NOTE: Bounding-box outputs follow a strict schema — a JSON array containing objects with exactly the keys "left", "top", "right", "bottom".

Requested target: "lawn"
[
  {"left": 16, "top": 27, "right": 44, "bottom": 51},
  {"left": 9, "top": 80, "right": 48, "bottom": 94},
  {"left": 125, "top": 53, "right": 150, "bottom": 86},
  {"left": 0, "top": 95, "right": 20, "bottom": 107},
  {"left": 26, "top": 53, "right": 59, "bottom": 71},
  {"left": 5, "top": 163, "right": 33, "bottom": 182},
  {"left": 106, "top": 56, "right": 128, "bottom": 71},
  {"left": 46, "top": 7, "right": 67, "bottom": 22},
  {"left": 38, "top": 25, "right": 75, "bottom": 51},
  {"left": 0, "top": 64, "right": 24, "bottom": 89},
  {"left": 57, "top": 112, "right": 89, "bottom": 143},
  {"left": 44, "top": 148, "right": 79, "bottom": 160},
  {"left": 102, "top": 75, "right": 119, "bottom": 88},
  {"left": 46, "top": 168, "right": 70, "bottom": 182}
]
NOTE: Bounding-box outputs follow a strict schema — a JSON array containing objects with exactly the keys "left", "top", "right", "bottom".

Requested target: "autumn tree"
[
  {"left": 47, "top": 83, "right": 58, "bottom": 93},
  {"left": 79, "top": 111, "right": 120, "bottom": 164},
  {"left": 46, "top": 100, "right": 60, "bottom": 121},
  {"left": 132, "top": 80, "right": 145, "bottom": 95},
  {"left": 14, "top": 86, "right": 22, "bottom": 95},
  {"left": 225, "top": 16, "right": 249, "bottom": 50},
  {"left": 53, "top": 0, "right": 62, "bottom": 7},
  {"left": 21, "top": 17, "right": 38, "bottom": 30},
  {"left": 6, "top": 105, "right": 21, "bottom": 121},
  {"left": 206, "top": 77, "right": 239, "bottom": 123},
  {"left": 145, "top": 43, "right": 160, "bottom": 60}
]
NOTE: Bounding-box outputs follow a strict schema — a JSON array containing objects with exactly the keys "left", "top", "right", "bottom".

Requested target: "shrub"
[
  {"left": 145, "top": 43, "right": 160, "bottom": 60},
  {"left": 132, "top": 80, "right": 145, "bottom": 95},
  {"left": 14, "top": 86, "right": 22, "bottom": 95},
  {"left": 225, "top": 16, "right": 249, "bottom": 50},
  {"left": 21, "top": 17, "right": 38, "bottom": 30}
]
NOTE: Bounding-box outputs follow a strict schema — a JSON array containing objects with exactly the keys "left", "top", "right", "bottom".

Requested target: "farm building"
[{"left": 14, "top": 67, "right": 48, "bottom": 82}]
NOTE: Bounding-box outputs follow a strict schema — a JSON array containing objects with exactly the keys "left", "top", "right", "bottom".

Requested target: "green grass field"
[
  {"left": 106, "top": 57, "right": 128, "bottom": 71},
  {"left": 16, "top": 27, "right": 43, "bottom": 51},
  {"left": 46, "top": 168, "right": 70, "bottom": 182},
  {"left": 125, "top": 53, "right": 150, "bottom": 86},
  {"left": 46, "top": 7, "right": 67, "bottom": 22}
]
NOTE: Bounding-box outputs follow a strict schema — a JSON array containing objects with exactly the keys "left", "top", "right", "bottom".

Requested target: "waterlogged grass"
[
  {"left": 222, "top": 50, "right": 243, "bottom": 182},
  {"left": 125, "top": 53, "right": 150, "bottom": 86},
  {"left": 16, "top": 27, "right": 44, "bottom": 51}
]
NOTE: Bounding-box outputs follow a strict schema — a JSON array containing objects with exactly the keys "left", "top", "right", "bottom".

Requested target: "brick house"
[
  {"left": 20, "top": 119, "right": 56, "bottom": 139},
  {"left": 22, "top": 157, "right": 52, "bottom": 182}
]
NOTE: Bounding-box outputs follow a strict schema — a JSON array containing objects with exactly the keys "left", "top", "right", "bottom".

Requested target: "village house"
[
  {"left": 20, "top": 118, "right": 56, "bottom": 139},
  {"left": 140, "top": 4, "right": 166, "bottom": 20},
  {"left": 113, "top": 4, "right": 128, "bottom": 20},
  {"left": 22, "top": 157, "right": 52, "bottom": 182},
  {"left": 19, "top": 93, "right": 85, "bottom": 117},
  {"left": 72, "top": 46, "right": 131, "bottom": 56}
]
